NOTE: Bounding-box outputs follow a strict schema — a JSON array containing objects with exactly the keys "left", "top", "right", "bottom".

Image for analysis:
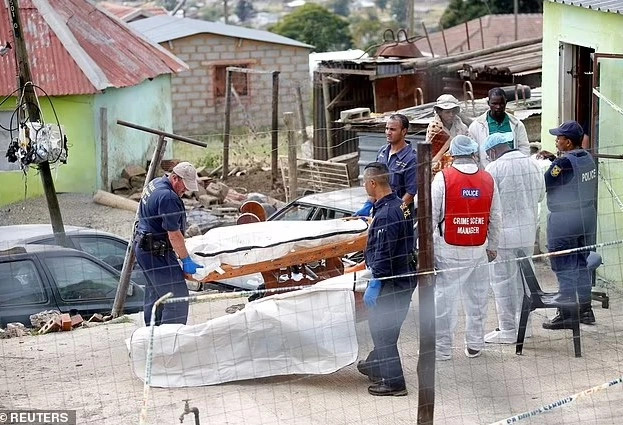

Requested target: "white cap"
[
  {"left": 435, "top": 94, "right": 461, "bottom": 110},
  {"left": 172, "top": 162, "right": 199, "bottom": 192}
]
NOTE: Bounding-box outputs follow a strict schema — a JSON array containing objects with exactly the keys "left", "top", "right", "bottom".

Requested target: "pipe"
[{"left": 179, "top": 400, "right": 200, "bottom": 425}]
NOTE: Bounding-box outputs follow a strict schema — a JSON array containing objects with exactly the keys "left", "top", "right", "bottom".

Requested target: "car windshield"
[
  {"left": 272, "top": 204, "right": 316, "bottom": 221},
  {"left": 44, "top": 256, "right": 120, "bottom": 301}
]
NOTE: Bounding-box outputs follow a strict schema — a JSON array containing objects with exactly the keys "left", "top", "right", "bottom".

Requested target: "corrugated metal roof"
[
  {"left": 548, "top": 0, "right": 623, "bottom": 14},
  {"left": 0, "top": 0, "right": 187, "bottom": 96},
  {"left": 130, "top": 15, "right": 314, "bottom": 49},
  {"left": 415, "top": 14, "right": 543, "bottom": 56}
]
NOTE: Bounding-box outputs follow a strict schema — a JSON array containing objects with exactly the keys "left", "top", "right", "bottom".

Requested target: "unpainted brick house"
[{"left": 131, "top": 16, "right": 313, "bottom": 135}]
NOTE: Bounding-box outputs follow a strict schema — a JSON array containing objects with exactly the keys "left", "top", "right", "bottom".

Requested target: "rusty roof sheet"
[
  {"left": 547, "top": 0, "right": 623, "bottom": 13},
  {"left": 0, "top": 0, "right": 187, "bottom": 96},
  {"left": 415, "top": 14, "right": 543, "bottom": 56},
  {"left": 99, "top": 1, "right": 168, "bottom": 21}
]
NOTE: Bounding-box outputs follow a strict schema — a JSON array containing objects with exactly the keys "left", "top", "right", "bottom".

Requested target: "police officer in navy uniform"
[
  {"left": 355, "top": 114, "right": 417, "bottom": 217},
  {"left": 541, "top": 121, "right": 598, "bottom": 329},
  {"left": 356, "top": 162, "right": 416, "bottom": 396},
  {"left": 135, "top": 162, "right": 203, "bottom": 326}
]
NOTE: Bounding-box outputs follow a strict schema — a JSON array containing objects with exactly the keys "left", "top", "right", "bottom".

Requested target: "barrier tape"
[{"left": 490, "top": 376, "right": 623, "bottom": 424}]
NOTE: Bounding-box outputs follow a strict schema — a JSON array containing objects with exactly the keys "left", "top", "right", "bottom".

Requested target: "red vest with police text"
[{"left": 442, "top": 167, "right": 494, "bottom": 246}]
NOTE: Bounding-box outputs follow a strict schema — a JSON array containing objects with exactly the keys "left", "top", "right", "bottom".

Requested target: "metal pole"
[
  {"left": 271, "top": 71, "right": 280, "bottom": 182},
  {"left": 223, "top": 0, "right": 229, "bottom": 24},
  {"left": 479, "top": 17, "right": 485, "bottom": 49},
  {"left": 116, "top": 120, "right": 206, "bottom": 147},
  {"left": 441, "top": 28, "right": 449, "bottom": 56},
  {"left": 284, "top": 112, "right": 297, "bottom": 201},
  {"left": 464, "top": 21, "right": 471, "bottom": 51},
  {"left": 416, "top": 141, "right": 435, "bottom": 425},
  {"left": 112, "top": 135, "right": 167, "bottom": 317},
  {"left": 422, "top": 22, "right": 435, "bottom": 58},
  {"left": 8, "top": 0, "right": 68, "bottom": 247},
  {"left": 408, "top": 0, "right": 415, "bottom": 36},
  {"left": 222, "top": 68, "right": 232, "bottom": 179},
  {"left": 321, "top": 75, "right": 333, "bottom": 160}
]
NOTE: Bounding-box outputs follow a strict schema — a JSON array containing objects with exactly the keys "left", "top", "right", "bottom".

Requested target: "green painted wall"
[
  {"left": 0, "top": 95, "right": 96, "bottom": 205},
  {"left": 93, "top": 75, "right": 173, "bottom": 190},
  {"left": 0, "top": 75, "right": 173, "bottom": 207},
  {"left": 542, "top": 2, "right": 623, "bottom": 283}
]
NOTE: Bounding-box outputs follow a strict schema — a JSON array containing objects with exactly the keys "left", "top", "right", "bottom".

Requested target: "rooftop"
[
  {"left": 130, "top": 15, "right": 314, "bottom": 49},
  {"left": 547, "top": 0, "right": 623, "bottom": 13},
  {"left": 0, "top": 0, "right": 187, "bottom": 96}
]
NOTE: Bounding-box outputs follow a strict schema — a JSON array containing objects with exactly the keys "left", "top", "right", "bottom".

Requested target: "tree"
[
  {"left": 270, "top": 4, "right": 353, "bottom": 52},
  {"left": 235, "top": 0, "right": 256, "bottom": 22},
  {"left": 374, "top": 0, "right": 388, "bottom": 10},
  {"left": 440, "top": 0, "right": 543, "bottom": 29},
  {"left": 350, "top": 12, "right": 383, "bottom": 51}
]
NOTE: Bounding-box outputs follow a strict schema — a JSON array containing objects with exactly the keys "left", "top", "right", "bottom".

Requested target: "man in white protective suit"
[
  {"left": 483, "top": 133, "right": 545, "bottom": 344},
  {"left": 432, "top": 135, "right": 502, "bottom": 360}
]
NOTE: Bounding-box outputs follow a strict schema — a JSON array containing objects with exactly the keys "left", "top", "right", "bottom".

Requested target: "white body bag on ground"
[{"left": 128, "top": 272, "right": 369, "bottom": 387}]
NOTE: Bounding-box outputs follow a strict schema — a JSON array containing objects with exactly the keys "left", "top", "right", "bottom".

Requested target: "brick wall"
[{"left": 163, "top": 34, "right": 311, "bottom": 136}]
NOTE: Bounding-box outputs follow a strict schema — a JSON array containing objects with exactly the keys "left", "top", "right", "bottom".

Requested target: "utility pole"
[
  {"left": 8, "top": 0, "right": 68, "bottom": 246},
  {"left": 407, "top": 0, "right": 415, "bottom": 36},
  {"left": 514, "top": 0, "right": 519, "bottom": 41},
  {"left": 223, "top": 0, "right": 229, "bottom": 24}
]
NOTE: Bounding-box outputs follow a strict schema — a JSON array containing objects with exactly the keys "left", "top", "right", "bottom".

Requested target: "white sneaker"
[
  {"left": 484, "top": 328, "right": 516, "bottom": 344},
  {"left": 464, "top": 347, "right": 482, "bottom": 358}
]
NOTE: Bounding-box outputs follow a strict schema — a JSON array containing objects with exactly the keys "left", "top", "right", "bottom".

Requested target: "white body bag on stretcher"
[{"left": 128, "top": 271, "right": 370, "bottom": 388}]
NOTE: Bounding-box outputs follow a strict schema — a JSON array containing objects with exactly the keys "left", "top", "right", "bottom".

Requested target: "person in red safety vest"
[{"left": 432, "top": 135, "right": 502, "bottom": 360}]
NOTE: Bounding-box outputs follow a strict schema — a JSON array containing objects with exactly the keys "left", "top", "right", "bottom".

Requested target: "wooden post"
[
  {"left": 99, "top": 107, "right": 108, "bottom": 190},
  {"left": 416, "top": 141, "right": 435, "bottom": 425},
  {"left": 222, "top": 68, "right": 232, "bottom": 180},
  {"left": 295, "top": 85, "right": 309, "bottom": 142},
  {"left": 271, "top": 71, "right": 280, "bottom": 182},
  {"left": 112, "top": 135, "right": 167, "bottom": 317},
  {"left": 321, "top": 75, "right": 333, "bottom": 159},
  {"left": 8, "top": 0, "right": 68, "bottom": 247},
  {"left": 284, "top": 112, "right": 297, "bottom": 201}
]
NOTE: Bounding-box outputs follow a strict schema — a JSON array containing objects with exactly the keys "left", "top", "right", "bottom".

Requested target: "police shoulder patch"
[{"left": 550, "top": 165, "right": 562, "bottom": 177}]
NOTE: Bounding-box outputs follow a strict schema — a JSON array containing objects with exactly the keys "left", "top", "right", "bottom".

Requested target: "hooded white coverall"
[
  {"left": 484, "top": 151, "right": 545, "bottom": 334},
  {"left": 432, "top": 159, "right": 502, "bottom": 358}
]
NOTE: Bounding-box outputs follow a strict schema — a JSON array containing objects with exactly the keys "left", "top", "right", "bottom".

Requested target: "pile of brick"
[{"left": 109, "top": 160, "right": 284, "bottom": 236}]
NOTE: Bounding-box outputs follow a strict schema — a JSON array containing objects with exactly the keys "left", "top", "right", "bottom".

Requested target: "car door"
[
  {"left": 40, "top": 252, "right": 144, "bottom": 317},
  {"left": 0, "top": 254, "right": 56, "bottom": 327}
]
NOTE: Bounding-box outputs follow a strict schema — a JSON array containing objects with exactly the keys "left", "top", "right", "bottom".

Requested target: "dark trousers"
[
  {"left": 361, "top": 279, "right": 415, "bottom": 388},
  {"left": 548, "top": 211, "right": 596, "bottom": 306},
  {"left": 135, "top": 242, "right": 189, "bottom": 325}
]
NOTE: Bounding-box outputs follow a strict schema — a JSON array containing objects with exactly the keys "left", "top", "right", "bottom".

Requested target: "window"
[
  {"left": 0, "top": 110, "right": 20, "bottom": 171},
  {"left": 272, "top": 204, "right": 316, "bottom": 221},
  {"left": 214, "top": 65, "right": 249, "bottom": 97},
  {"left": 0, "top": 260, "right": 47, "bottom": 305},
  {"left": 312, "top": 208, "right": 350, "bottom": 221},
  {"left": 44, "top": 256, "right": 120, "bottom": 301}
]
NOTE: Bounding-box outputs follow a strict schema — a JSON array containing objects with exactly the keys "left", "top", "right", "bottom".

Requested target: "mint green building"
[
  {"left": 542, "top": 1, "right": 623, "bottom": 282},
  {"left": 0, "top": 0, "right": 186, "bottom": 207}
]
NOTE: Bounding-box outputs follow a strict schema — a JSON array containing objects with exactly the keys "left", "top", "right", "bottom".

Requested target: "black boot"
[
  {"left": 357, "top": 360, "right": 381, "bottom": 383},
  {"left": 580, "top": 304, "right": 596, "bottom": 325},
  {"left": 542, "top": 308, "right": 578, "bottom": 330}
]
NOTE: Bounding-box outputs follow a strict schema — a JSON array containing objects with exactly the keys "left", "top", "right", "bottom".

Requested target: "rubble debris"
[
  {"left": 93, "top": 190, "right": 139, "bottom": 212},
  {"left": 122, "top": 164, "right": 146, "bottom": 179},
  {"left": 70, "top": 314, "right": 84, "bottom": 328},
  {"left": 111, "top": 178, "right": 131, "bottom": 193},
  {"left": 208, "top": 164, "right": 223, "bottom": 177},
  {"left": 0, "top": 323, "right": 28, "bottom": 339},
  {"left": 60, "top": 313, "right": 72, "bottom": 331},
  {"left": 39, "top": 316, "right": 62, "bottom": 335},
  {"left": 205, "top": 182, "right": 229, "bottom": 202},
  {"left": 30, "top": 310, "right": 61, "bottom": 329},
  {"left": 160, "top": 159, "right": 180, "bottom": 172},
  {"left": 225, "top": 304, "right": 246, "bottom": 314},
  {"left": 87, "top": 313, "right": 104, "bottom": 323},
  {"left": 198, "top": 194, "right": 219, "bottom": 208}
]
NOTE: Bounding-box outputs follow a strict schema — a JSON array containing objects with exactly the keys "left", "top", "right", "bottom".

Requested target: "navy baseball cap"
[{"left": 549, "top": 121, "right": 584, "bottom": 140}]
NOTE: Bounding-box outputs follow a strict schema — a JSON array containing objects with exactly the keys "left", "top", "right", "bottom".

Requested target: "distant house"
[
  {"left": 99, "top": 1, "right": 168, "bottom": 23},
  {"left": 541, "top": 0, "right": 623, "bottom": 283},
  {"left": 0, "top": 0, "right": 186, "bottom": 206},
  {"left": 416, "top": 14, "right": 543, "bottom": 56},
  {"left": 130, "top": 15, "right": 313, "bottom": 136}
]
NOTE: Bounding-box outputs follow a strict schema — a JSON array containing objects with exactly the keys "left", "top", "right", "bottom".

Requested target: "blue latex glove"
[
  {"left": 363, "top": 278, "right": 382, "bottom": 307},
  {"left": 355, "top": 200, "right": 373, "bottom": 217},
  {"left": 181, "top": 256, "right": 204, "bottom": 274}
]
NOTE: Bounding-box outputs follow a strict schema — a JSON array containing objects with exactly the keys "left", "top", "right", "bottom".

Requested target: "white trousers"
[
  {"left": 490, "top": 247, "right": 533, "bottom": 332},
  {"left": 435, "top": 252, "right": 490, "bottom": 356}
]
